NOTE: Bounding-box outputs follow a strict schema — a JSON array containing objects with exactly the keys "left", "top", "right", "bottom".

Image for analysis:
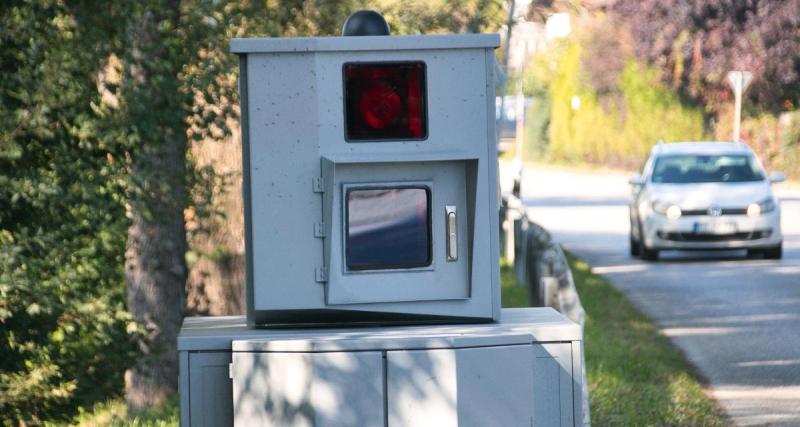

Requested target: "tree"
[
  {"left": 0, "top": 1, "right": 137, "bottom": 423},
  {"left": 1, "top": 1, "right": 514, "bottom": 420},
  {"left": 365, "top": 0, "right": 504, "bottom": 35},
  {"left": 113, "top": 0, "right": 190, "bottom": 411},
  {"left": 614, "top": 0, "right": 800, "bottom": 113},
  {"left": 116, "top": 0, "right": 358, "bottom": 410}
]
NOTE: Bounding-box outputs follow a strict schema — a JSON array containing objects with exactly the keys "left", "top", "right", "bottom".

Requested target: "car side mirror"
[
  {"left": 769, "top": 172, "right": 785, "bottom": 184},
  {"left": 628, "top": 175, "right": 645, "bottom": 186}
]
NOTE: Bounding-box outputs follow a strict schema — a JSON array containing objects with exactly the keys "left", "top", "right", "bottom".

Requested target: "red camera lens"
[
  {"left": 358, "top": 82, "right": 402, "bottom": 129},
  {"left": 344, "top": 62, "right": 427, "bottom": 141}
]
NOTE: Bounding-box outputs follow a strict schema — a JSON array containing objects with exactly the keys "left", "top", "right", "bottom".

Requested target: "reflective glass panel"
[
  {"left": 344, "top": 62, "right": 427, "bottom": 141},
  {"left": 346, "top": 187, "right": 431, "bottom": 270},
  {"left": 652, "top": 154, "right": 765, "bottom": 183}
]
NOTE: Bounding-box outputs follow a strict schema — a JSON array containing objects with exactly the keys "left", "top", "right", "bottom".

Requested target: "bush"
[
  {"left": 544, "top": 37, "right": 705, "bottom": 168},
  {"left": 0, "top": 3, "right": 138, "bottom": 424},
  {"left": 526, "top": 13, "right": 800, "bottom": 179},
  {"left": 713, "top": 109, "right": 800, "bottom": 178}
]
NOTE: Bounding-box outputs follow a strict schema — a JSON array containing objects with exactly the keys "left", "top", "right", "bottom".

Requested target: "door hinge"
[
  {"left": 315, "top": 267, "right": 328, "bottom": 283},
  {"left": 314, "top": 222, "right": 326, "bottom": 237},
  {"left": 312, "top": 177, "right": 325, "bottom": 193}
]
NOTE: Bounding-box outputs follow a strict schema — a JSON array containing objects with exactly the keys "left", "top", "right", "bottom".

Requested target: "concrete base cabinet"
[{"left": 178, "top": 308, "right": 582, "bottom": 426}]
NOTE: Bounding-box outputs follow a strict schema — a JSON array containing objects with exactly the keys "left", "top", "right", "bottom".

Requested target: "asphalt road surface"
[{"left": 505, "top": 163, "right": 800, "bottom": 426}]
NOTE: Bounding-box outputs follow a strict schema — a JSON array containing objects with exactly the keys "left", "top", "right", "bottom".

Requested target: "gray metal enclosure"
[
  {"left": 231, "top": 34, "right": 502, "bottom": 326},
  {"left": 178, "top": 308, "right": 583, "bottom": 426},
  {"left": 177, "top": 27, "right": 587, "bottom": 427}
]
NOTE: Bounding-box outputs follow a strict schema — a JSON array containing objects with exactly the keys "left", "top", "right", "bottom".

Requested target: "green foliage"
[
  {"left": 615, "top": 0, "right": 800, "bottom": 113},
  {"left": 373, "top": 0, "right": 504, "bottom": 34},
  {"left": 607, "top": 3, "right": 800, "bottom": 177},
  {"left": 500, "top": 258, "right": 528, "bottom": 308},
  {"left": 1, "top": 0, "right": 510, "bottom": 423},
  {"left": 71, "top": 395, "right": 179, "bottom": 427},
  {"left": 0, "top": 1, "right": 139, "bottom": 424},
  {"left": 735, "top": 111, "right": 800, "bottom": 178},
  {"left": 523, "top": 95, "right": 551, "bottom": 158},
  {"left": 520, "top": 54, "right": 552, "bottom": 158},
  {"left": 527, "top": 13, "right": 800, "bottom": 178},
  {"left": 618, "top": 62, "right": 706, "bottom": 161},
  {"left": 543, "top": 38, "right": 705, "bottom": 168}
]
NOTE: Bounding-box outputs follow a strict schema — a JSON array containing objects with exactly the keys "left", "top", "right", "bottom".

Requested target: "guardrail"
[{"left": 501, "top": 195, "right": 591, "bottom": 426}]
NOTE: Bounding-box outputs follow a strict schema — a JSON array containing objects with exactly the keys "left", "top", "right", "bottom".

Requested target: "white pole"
[{"left": 727, "top": 71, "right": 751, "bottom": 142}]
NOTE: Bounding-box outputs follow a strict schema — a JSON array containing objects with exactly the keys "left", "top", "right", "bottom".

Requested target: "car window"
[{"left": 651, "top": 154, "right": 765, "bottom": 183}]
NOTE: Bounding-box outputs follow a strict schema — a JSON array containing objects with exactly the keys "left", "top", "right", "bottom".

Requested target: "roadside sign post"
[
  {"left": 177, "top": 11, "right": 584, "bottom": 426},
  {"left": 727, "top": 70, "right": 752, "bottom": 142}
]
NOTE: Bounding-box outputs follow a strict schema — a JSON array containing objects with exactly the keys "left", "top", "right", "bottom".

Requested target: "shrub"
[
  {"left": 0, "top": 3, "right": 138, "bottom": 424},
  {"left": 544, "top": 38, "right": 705, "bottom": 168}
]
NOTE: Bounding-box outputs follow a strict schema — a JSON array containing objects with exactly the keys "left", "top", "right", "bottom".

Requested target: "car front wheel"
[
  {"left": 748, "top": 244, "right": 782, "bottom": 260},
  {"left": 636, "top": 220, "right": 658, "bottom": 261},
  {"left": 629, "top": 232, "right": 641, "bottom": 257},
  {"left": 756, "top": 244, "right": 783, "bottom": 260},
  {"left": 640, "top": 245, "right": 659, "bottom": 261}
]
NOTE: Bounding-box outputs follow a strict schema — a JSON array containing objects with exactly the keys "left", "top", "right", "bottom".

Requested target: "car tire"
[
  {"left": 640, "top": 239, "right": 658, "bottom": 261},
  {"left": 635, "top": 220, "right": 658, "bottom": 260},
  {"left": 629, "top": 233, "right": 641, "bottom": 257},
  {"left": 763, "top": 244, "right": 783, "bottom": 260}
]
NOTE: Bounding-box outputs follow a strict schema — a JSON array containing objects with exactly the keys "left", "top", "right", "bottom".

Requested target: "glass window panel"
[
  {"left": 344, "top": 62, "right": 427, "bottom": 141},
  {"left": 346, "top": 187, "right": 431, "bottom": 270},
  {"left": 652, "top": 154, "right": 765, "bottom": 183}
]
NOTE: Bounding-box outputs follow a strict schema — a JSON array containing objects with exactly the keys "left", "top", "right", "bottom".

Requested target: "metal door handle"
[{"left": 446, "top": 206, "right": 457, "bottom": 261}]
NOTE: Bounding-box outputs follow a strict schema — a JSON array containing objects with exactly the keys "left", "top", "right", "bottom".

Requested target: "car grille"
[
  {"left": 681, "top": 208, "right": 748, "bottom": 216},
  {"left": 658, "top": 230, "right": 772, "bottom": 242}
]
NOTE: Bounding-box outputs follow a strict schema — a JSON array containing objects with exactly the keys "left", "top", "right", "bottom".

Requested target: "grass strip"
[
  {"left": 500, "top": 257, "right": 529, "bottom": 308},
  {"left": 501, "top": 255, "right": 729, "bottom": 426},
  {"left": 68, "top": 395, "right": 178, "bottom": 427}
]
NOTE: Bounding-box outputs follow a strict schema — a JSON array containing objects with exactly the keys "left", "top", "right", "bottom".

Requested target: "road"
[{"left": 506, "top": 163, "right": 800, "bottom": 426}]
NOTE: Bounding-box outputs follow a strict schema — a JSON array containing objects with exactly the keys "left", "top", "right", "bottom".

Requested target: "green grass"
[
  {"left": 66, "top": 395, "right": 178, "bottom": 427},
  {"left": 500, "top": 257, "right": 529, "bottom": 308},
  {"left": 501, "top": 255, "right": 730, "bottom": 426}
]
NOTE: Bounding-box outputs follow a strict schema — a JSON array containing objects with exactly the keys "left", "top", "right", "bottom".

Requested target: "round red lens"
[{"left": 358, "top": 82, "right": 402, "bottom": 129}]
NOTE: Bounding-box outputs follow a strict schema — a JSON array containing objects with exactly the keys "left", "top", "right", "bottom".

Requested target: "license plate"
[{"left": 693, "top": 221, "right": 737, "bottom": 235}]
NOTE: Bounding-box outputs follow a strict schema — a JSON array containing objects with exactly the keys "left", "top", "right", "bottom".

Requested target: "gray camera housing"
[{"left": 232, "top": 34, "right": 501, "bottom": 326}]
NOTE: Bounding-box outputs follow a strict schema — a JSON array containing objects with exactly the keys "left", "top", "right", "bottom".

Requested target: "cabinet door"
[
  {"left": 325, "top": 159, "right": 475, "bottom": 306},
  {"left": 386, "top": 345, "right": 535, "bottom": 427},
  {"left": 187, "top": 352, "right": 234, "bottom": 427},
  {"left": 532, "top": 343, "right": 575, "bottom": 426},
  {"left": 232, "top": 351, "right": 384, "bottom": 427}
]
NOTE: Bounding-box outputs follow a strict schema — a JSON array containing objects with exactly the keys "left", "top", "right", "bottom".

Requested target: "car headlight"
[
  {"left": 666, "top": 205, "right": 682, "bottom": 219},
  {"left": 652, "top": 200, "right": 682, "bottom": 219},
  {"left": 747, "top": 198, "right": 776, "bottom": 217}
]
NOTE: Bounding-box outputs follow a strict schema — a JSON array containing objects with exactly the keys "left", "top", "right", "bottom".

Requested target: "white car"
[{"left": 629, "top": 141, "right": 784, "bottom": 260}]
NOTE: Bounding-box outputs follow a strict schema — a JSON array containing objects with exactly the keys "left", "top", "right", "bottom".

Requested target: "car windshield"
[{"left": 651, "top": 154, "right": 765, "bottom": 184}]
